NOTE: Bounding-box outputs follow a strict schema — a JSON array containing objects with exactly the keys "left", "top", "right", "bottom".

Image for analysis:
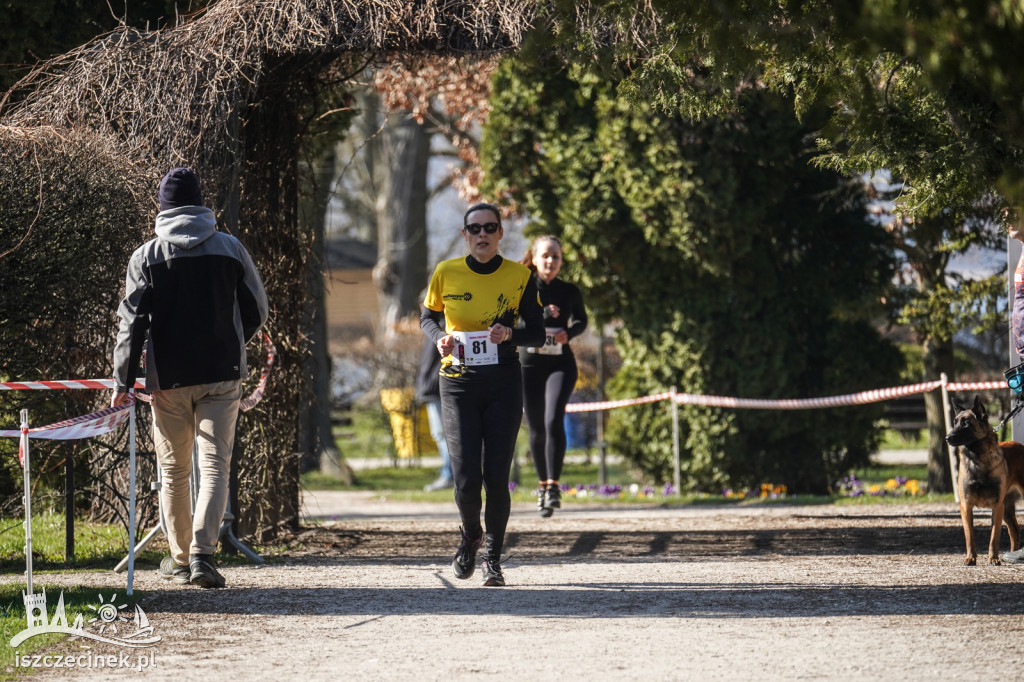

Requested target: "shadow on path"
[
  {"left": 144, "top": 580, "right": 1024, "bottom": 620},
  {"left": 264, "top": 523, "right": 975, "bottom": 565}
]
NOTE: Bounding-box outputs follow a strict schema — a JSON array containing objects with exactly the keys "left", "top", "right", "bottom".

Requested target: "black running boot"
[
  {"left": 538, "top": 485, "right": 553, "bottom": 517},
  {"left": 189, "top": 554, "right": 226, "bottom": 588},
  {"left": 452, "top": 526, "right": 482, "bottom": 579},
  {"left": 545, "top": 484, "right": 562, "bottom": 510},
  {"left": 481, "top": 533, "right": 506, "bottom": 587}
]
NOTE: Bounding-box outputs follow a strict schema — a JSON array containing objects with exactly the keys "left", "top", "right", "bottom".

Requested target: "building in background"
[{"left": 325, "top": 237, "right": 378, "bottom": 352}]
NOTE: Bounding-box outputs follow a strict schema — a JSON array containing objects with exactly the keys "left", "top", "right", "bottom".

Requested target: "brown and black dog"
[{"left": 945, "top": 395, "right": 1024, "bottom": 565}]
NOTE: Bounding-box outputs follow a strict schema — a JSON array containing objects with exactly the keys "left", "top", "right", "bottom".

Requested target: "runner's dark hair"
[{"left": 463, "top": 202, "right": 502, "bottom": 227}]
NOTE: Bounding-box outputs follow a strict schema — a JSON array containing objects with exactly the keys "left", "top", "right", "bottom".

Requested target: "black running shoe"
[
  {"left": 545, "top": 485, "right": 562, "bottom": 509},
  {"left": 189, "top": 554, "right": 226, "bottom": 589},
  {"left": 538, "top": 486, "right": 553, "bottom": 517},
  {"left": 481, "top": 557, "right": 506, "bottom": 587},
  {"left": 452, "top": 526, "right": 482, "bottom": 579},
  {"left": 158, "top": 556, "right": 190, "bottom": 584}
]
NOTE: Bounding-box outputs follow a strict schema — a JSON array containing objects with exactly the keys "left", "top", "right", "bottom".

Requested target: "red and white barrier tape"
[
  {"left": 947, "top": 381, "right": 1006, "bottom": 391},
  {"left": 2, "top": 401, "right": 133, "bottom": 442},
  {"left": 565, "top": 379, "right": 1009, "bottom": 414},
  {"left": 240, "top": 334, "right": 276, "bottom": 412},
  {"left": 0, "top": 379, "right": 144, "bottom": 391},
  {"left": 1, "top": 334, "right": 275, "bottom": 449},
  {"left": 18, "top": 425, "right": 27, "bottom": 467},
  {"left": 673, "top": 380, "right": 945, "bottom": 410},
  {"left": 565, "top": 392, "right": 674, "bottom": 413}
]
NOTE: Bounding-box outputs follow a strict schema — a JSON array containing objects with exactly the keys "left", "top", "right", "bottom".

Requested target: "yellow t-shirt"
[{"left": 424, "top": 256, "right": 534, "bottom": 367}]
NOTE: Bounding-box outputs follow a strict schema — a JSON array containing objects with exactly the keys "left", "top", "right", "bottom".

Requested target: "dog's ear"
[
  {"left": 950, "top": 396, "right": 965, "bottom": 416},
  {"left": 972, "top": 395, "right": 988, "bottom": 422}
]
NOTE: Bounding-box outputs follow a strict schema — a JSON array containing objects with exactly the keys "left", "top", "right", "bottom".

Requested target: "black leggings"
[
  {"left": 440, "top": 363, "right": 522, "bottom": 548},
  {"left": 522, "top": 358, "right": 578, "bottom": 482}
]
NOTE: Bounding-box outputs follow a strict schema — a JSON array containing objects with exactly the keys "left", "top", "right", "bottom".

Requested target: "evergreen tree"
[
  {"left": 526, "top": 1, "right": 1018, "bottom": 493},
  {"left": 483, "top": 58, "right": 902, "bottom": 493}
]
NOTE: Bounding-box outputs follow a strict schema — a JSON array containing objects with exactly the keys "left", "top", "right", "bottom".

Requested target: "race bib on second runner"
[
  {"left": 527, "top": 327, "right": 564, "bottom": 356},
  {"left": 451, "top": 330, "right": 499, "bottom": 366}
]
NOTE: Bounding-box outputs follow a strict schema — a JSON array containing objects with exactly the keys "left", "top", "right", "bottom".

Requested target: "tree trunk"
[
  {"left": 373, "top": 112, "right": 430, "bottom": 334},
  {"left": 298, "top": 138, "right": 354, "bottom": 482},
  {"left": 232, "top": 54, "right": 326, "bottom": 539},
  {"left": 923, "top": 334, "right": 956, "bottom": 493}
]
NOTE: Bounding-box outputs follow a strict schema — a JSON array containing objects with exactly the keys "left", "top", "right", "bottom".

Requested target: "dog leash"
[{"left": 997, "top": 397, "right": 1024, "bottom": 432}]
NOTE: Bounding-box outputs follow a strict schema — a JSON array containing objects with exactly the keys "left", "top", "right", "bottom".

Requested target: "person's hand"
[
  {"left": 1004, "top": 207, "right": 1024, "bottom": 241},
  {"left": 110, "top": 392, "right": 131, "bottom": 407},
  {"left": 553, "top": 330, "right": 569, "bottom": 344},
  {"left": 547, "top": 304, "right": 561, "bottom": 318},
  {"left": 488, "top": 324, "right": 512, "bottom": 344},
  {"left": 437, "top": 335, "right": 456, "bottom": 358}
]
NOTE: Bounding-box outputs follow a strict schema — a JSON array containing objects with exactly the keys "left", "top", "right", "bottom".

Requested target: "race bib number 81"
[{"left": 451, "top": 331, "right": 498, "bottom": 366}]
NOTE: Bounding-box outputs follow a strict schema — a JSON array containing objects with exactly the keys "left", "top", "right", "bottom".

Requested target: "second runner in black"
[{"left": 519, "top": 236, "right": 588, "bottom": 517}]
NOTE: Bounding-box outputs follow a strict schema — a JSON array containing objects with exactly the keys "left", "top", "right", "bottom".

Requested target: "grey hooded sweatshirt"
[{"left": 113, "top": 206, "right": 269, "bottom": 392}]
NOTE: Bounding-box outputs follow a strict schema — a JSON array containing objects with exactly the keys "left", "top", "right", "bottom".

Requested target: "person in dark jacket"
[
  {"left": 519, "top": 236, "right": 588, "bottom": 517},
  {"left": 111, "top": 167, "right": 268, "bottom": 588},
  {"left": 416, "top": 317, "right": 454, "bottom": 491}
]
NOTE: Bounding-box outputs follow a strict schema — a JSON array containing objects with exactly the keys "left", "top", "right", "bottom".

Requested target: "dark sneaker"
[
  {"left": 481, "top": 557, "right": 506, "bottom": 587},
  {"left": 158, "top": 556, "right": 190, "bottom": 584},
  {"left": 452, "top": 527, "right": 482, "bottom": 579},
  {"left": 538, "top": 486, "right": 553, "bottom": 517},
  {"left": 545, "top": 485, "right": 562, "bottom": 509},
  {"left": 189, "top": 554, "right": 226, "bottom": 589}
]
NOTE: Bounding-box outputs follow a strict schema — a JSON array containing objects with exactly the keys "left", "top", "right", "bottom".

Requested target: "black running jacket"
[{"left": 113, "top": 206, "right": 269, "bottom": 392}]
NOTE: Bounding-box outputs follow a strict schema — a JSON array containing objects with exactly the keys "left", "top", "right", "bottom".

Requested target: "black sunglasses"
[{"left": 465, "top": 222, "right": 500, "bottom": 235}]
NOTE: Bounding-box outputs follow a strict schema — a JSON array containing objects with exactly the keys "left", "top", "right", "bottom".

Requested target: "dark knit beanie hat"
[{"left": 158, "top": 167, "right": 203, "bottom": 210}]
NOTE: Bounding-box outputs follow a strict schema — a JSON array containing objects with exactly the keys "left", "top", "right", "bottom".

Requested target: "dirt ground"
[{"left": 7, "top": 492, "right": 1024, "bottom": 681}]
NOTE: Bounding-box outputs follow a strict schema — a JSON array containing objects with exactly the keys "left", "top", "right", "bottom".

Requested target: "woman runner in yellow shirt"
[{"left": 420, "top": 202, "right": 545, "bottom": 586}]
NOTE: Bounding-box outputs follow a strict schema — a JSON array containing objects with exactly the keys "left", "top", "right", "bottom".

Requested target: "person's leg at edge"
[
  {"left": 425, "top": 398, "right": 453, "bottom": 486},
  {"left": 152, "top": 387, "right": 199, "bottom": 568},
  {"left": 191, "top": 380, "right": 241, "bottom": 557},
  {"left": 441, "top": 375, "right": 485, "bottom": 578},
  {"left": 522, "top": 364, "right": 552, "bottom": 515},
  {"left": 187, "top": 380, "right": 241, "bottom": 588},
  {"left": 479, "top": 366, "right": 523, "bottom": 585},
  {"left": 545, "top": 362, "right": 578, "bottom": 484},
  {"left": 1004, "top": 284, "right": 1024, "bottom": 562}
]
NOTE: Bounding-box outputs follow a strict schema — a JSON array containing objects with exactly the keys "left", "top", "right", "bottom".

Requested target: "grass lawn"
[
  {"left": 0, "top": 512, "right": 165, "bottom": 572},
  {"left": 325, "top": 403, "right": 943, "bottom": 501},
  {"left": 332, "top": 403, "right": 396, "bottom": 459},
  {"left": 303, "top": 448, "right": 950, "bottom": 506},
  {"left": 878, "top": 428, "right": 928, "bottom": 450}
]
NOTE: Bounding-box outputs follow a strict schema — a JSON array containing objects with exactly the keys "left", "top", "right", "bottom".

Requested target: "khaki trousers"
[{"left": 151, "top": 380, "right": 242, "bottom": 565}]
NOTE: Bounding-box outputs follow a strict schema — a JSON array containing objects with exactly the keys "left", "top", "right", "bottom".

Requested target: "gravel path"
[{"left": 6, "top": 492, "right": 1024, "bottom": 680}]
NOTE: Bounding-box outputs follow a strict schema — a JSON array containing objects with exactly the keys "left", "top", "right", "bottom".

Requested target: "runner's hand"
[
  {"left": 488, "top": 324, "right": 511, "bottom": 344},
  {"left": 437, "top": 335, "right": 456, "bottom": 358}
]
